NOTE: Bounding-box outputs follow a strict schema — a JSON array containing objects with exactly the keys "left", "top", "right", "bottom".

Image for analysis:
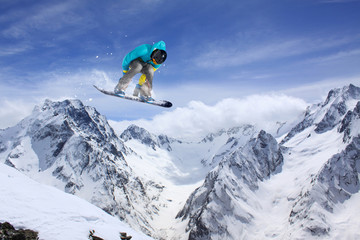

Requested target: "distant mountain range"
[{"left": 1, "top": 84, "right": 360, "bottom": 240}]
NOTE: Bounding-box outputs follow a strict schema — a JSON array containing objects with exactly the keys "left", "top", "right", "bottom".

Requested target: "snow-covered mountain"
[
  {"left": 285, "top": 84, "right": 360, "bottom": 238},
  {"left": 0, "top": 99, "right": 163, "bottom": 236},
  {"left": 176, "top": 130, "right": 284, "bottom": 240},
  {"left": 172, "top": 84, "right": 360, "bottom": 240},
  {"left": 1, "top": 84, "right": 360, "bottom": 240}
]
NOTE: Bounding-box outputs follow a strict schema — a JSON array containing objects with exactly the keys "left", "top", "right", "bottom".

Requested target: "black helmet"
[{"left": 151, "top": 49, "right": 167, "bottom": 64}]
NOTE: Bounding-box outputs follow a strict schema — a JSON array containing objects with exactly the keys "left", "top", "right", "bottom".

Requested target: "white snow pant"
[{"left": 115, "top": 59, "right": 154, "bottom": 97}]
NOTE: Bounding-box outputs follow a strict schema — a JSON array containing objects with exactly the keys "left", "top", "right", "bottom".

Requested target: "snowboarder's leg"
[
  {"left": 115, "top": 60, "right": 143, "bottom": 94},
  {"left": 133, "top": 73, "right": 146, "bottom": 97},
  {"left": 132, "top": 83, "right": 141, "bottom": 97},
  {"left": 139, "top": 63, "right": 155, "bottom": 99}
]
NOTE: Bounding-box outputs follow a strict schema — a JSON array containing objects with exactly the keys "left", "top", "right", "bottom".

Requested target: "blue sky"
[{"left": 1, "top": 0, "right": 360, "bottom": 135}]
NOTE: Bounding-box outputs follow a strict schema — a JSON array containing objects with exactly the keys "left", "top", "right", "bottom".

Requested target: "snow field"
[{"left": 0, "top": 163, "right": 153, "bottom": 240}]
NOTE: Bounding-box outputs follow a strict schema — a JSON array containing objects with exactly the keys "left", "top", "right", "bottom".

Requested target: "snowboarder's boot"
[{"left": 114, "top": 86, "right": 125, "bottom": 96}]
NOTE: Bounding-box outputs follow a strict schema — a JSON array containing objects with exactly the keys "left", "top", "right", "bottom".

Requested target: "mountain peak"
[
  {"left": 281, "top": 84, "right": 360, "bottom": 143},
  {"left": 120, "top": 124, "right": 159, "bottom": 149},
  {"left": 35, "top": 98, "right": 84, "bottom": 113},
  {"left": 343, "top": 84, "right": 360, "bottom": 102},
  {"left": 2, "top": 98, "right": 124, "bottom": 172},
  {"left": 120, "top": 124, "right": 175, "bottom": 151},
  {"left": 323, "top": 84, "right": 360, "bottom": 106},
  {"left": 30, "top": 99, "right": 119, "bottom": 143},
  {"left": 0, "top": 98, "right": 164, "bottom": 235}
]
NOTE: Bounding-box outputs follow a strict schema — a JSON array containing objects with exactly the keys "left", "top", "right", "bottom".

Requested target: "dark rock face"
[
  {"left": 339, "top": 101, "right": 360, "bottom": 142},
  {"left": 120, "top": 124, "right": 176, "bottom": 151},
  {"left": 282, "top": 84, "right": 360, "bottom": 144},
  {"left": 0, "top": 222, "right": 39, "bottom": 240}
]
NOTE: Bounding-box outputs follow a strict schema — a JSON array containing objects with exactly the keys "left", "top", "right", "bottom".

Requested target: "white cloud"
[
  {"left": 110, "top": 94, "right": 308, "bottom": 141},
  {"left": 0, "top": 44, "right": 33, "bottom": 57},
  {"left": 1, "top": 67, "right": 358, "bottom": 141},
  {"left": 192, "top": 35, "right": 360, "bottom": 69},
  {"left": 0, "top": 69, "right": 118, "bottom": 129},
  {"left": 0, "top": 99, "right": 34, "bottom": 129},
  {"left": 305, "top": 48, "right": 360, "bottom": 65},
  {"left": 1, "top": 1, "right": 94, "bottom": 40}
]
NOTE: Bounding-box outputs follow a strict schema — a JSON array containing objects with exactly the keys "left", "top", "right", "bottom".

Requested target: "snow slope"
[{"left": 0, "top": 163, "right": 153, "bottom": 240}]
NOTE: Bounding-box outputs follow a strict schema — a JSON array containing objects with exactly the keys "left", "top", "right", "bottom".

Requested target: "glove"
[{"left": 123, "top": 70, "right": 128, "bottom": 75}]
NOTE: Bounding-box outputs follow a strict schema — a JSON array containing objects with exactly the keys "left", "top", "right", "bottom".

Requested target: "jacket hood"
[{"left": 151, "top": 41, "right": 166, "bottom": 52}]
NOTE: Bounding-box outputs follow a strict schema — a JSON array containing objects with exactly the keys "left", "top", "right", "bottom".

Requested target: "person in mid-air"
[{"left": 114, "top": 40, "right": 167, "bottom": 101}]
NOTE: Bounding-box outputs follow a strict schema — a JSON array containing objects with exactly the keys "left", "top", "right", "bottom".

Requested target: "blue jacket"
[{"left": 122, "top": 41, "right": 166, "bottom": 71}]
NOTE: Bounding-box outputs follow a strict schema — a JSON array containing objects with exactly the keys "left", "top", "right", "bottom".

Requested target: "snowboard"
[{"left": 93, "top": 85, "right": 172, "bottom": 108}]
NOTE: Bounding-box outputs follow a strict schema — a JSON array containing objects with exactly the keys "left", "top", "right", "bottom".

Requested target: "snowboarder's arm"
[{"left": 122, "top": 44, "right": 150, "bottom": 71}]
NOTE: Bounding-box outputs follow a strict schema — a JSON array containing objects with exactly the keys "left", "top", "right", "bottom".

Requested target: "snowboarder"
[{"left": 114, "top": 40, "right": 167, "bottom": 102}]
